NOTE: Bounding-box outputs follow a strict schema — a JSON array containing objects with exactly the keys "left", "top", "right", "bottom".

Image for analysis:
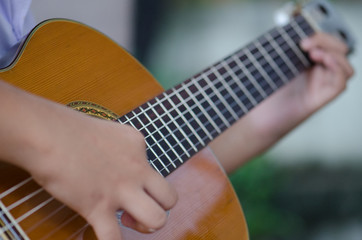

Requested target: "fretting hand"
[{"left": 211, "top": 32, "right": 354, "bottom": 172}]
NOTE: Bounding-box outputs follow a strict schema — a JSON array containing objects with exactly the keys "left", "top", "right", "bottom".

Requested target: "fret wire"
[
  {"left": 116, "top": 16, "right": 315, "bottom": 177},
  {"left": 141, "top": 108, "right": 181, "bottom": 168},
  {"left": 142, "top": 103, "right": 179, "bottom": 168},
  {"left": 277, "top": 26, "right": 310, "bottom": 68},
  {"left": 242, "top": 45, "right": 278, "bottom": 91},
  {"left": 120, "top": 77, "right": 203, "bottom": 125},
  {"left": 146, "top": 149, "right": 169, "bottom": 175},
  {"left": 210, "top": 65, "right": 248, "bottom": 115},
  {"left": 158, "top": 93, "right": 201, "bottom": 152},
  {"left": 170, "top": 89, "right": 210, "bottom": 148},
  {"left": 124, "top": 114, "right": 168, "bottom": 174},
  {"left": 119, "top": 21, "right": 310, "bottom": 131},
  {"left": 146, "top": 101, "right": 188, "bottom": 163},
  {"left": 122, "top": 56, "right": 251, "bottom": 131},
  {"left": 182, "top": 80, "right": 222, "bottom": 134},
  {"left": 226, "top": 58, "right": 263, "bottom": 104},
  {"left": 270, "top": 29, "right": 301, "bottom": 75},
  {"left": 140, "top": 94, "right": 213, "bottom": 145},
  {"left": 147, "top": 155, "right": 166, "bottom": 176},
  {"left": 221, "top": 58, "right": 257, "bottom": 107},
  {"left": 144, "top": 96, "right": 220, "bottom": 151},
  {"left": 202, "top": 70, "right": 239, "bottom": 121},
  {"left": 192, "top": 61, "right": 254, "bottom": 110},
  {"left": 130, "top": 87, "right": 223, "bottom": 145},
  {"left": 121, "top": 56, "right": 266, "bottom": 169},
  {"left": 217, "top": 62, "right": 251, "bottom": 113},
  {"left": 172, "top": 88, "right": 213, "bottom": 141},
  {"left": 293, "top": 16, "right": 312, "bottom": 38},
  {"left": 121, "top": 60, "right": 243, "bottom": 127},
  {"left": 254, "top": 38, "right": 289, "bottom": 84},
  {"left": 199, "top": 73, "right": 232, "bottom": 128},
  {"left": 144, "top": 117, "right": 194, "bottom": 151},
  {"left": 290, "top": 17, "right": 314, "bottom": 54},
  {"left": 231, "top": 53, "right": 267, "bottom": 101},
  {"left": 285, "top": 25, "right": 302, "bottom": 44},
  {"left": 265, "top": 31, "right": 299, "bottom": 76}
]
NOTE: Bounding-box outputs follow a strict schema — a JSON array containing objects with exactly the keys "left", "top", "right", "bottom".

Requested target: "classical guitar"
[{"left": 0, "top": 0, "right": 354, "bottom": 239}]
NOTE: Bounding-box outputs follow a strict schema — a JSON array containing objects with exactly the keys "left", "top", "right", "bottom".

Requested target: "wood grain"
[{"left": 0, "top": 20, "right": 248, "bottom": 239}]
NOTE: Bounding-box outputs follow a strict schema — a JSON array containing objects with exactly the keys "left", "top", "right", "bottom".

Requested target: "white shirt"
[{"left": 0, "top": 0, "right": 34, "bottom": 61}]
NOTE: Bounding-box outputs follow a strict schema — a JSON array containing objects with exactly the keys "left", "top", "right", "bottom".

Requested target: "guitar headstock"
[
  {"left": 276, "top": 0, "right": 356, "bottom": 54},
  {"left": 302, "top": 0, "right": 355, "bottom": 53}
]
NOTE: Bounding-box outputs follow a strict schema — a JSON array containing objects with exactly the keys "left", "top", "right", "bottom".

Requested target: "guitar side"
[{"left": 0, "top": 20, "right": 248, "bottom": 240}]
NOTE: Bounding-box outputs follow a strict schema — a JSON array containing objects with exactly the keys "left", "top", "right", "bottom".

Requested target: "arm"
[
  {"left": 210, "top": 33, "right": 354, "bottom": 173},
  {"left": 0, "top": 80, "right": 177, "bottom": 239}
]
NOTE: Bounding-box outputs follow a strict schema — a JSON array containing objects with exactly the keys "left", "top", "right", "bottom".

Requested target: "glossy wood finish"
[{"left": 0, "top": 20, "right": 248, "bottom": 239}]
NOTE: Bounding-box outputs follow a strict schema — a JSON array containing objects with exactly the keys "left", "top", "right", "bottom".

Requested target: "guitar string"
[
  {"left": 154, "top": 93, "right": 198, "bottom": 156},
  {"left": 0, "top": 178, "right": 32, "bottom": 200},
  {"left": 0, "top": 68, "right": 243, "bottom": 235},
  {"left": 144, "top": 101, "right": 186, "bottom": 165},
  {"left": 242, "top": 46, "right": 278, "bottom": 91},
  {"left": 0, "top": 28, "right": 306, "bottom": 240},
  {"left": 0, "top": 14, "right": 309, "bottom": 201},
  {"left": 123, "top": 19, "right": 310, "bottom": 172},
  {"left": 125, "top": 43, "right": 288, "bottom": 146},
  {"left": 0, "top": 187, "right": 50, "bottom": 236},
  {"left": 23, "top": 204, "right": 66, "bottom": 234},
  {"left": 121, "top": 17, "right": 307, "bottom": 132},
  {"left": 0, "top": 61, "right": 288, "bottom": 238},
  {"left": 65, "top": 223, "right": 89, "bottom": 240},
  {"left": 0, "top": 200, "right": 28, "bottom": 240},
  {"left": 0, "top": 16, "right": 311, "bottom": 238},
  {"left": 38, "top": 213, "right": 79, "bottom": 240},
  {"left": 63, "top": 18, "right": 312, "bottom": 239}
]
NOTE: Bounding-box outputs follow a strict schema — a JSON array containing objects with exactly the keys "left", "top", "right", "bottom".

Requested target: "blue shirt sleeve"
[{"left": 0, "top": 0, "right": 35, "bottom": 61}]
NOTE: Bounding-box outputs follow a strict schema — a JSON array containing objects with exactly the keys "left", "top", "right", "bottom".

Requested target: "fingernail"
[{"left": 148, "top": 228, "right": 156, "bottom": 233}]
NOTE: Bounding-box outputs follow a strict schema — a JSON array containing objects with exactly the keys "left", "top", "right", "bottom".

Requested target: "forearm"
[
  {"left": 0, "top": 80, "right": 86, "bottom": 174},
  {"left": 0, "top": 80, "right": 47, "bottom": 170}
]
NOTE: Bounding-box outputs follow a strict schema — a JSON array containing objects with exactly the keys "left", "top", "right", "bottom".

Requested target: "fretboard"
[{"left": 118, "top": 15, "right": 315, "bottom": 177}]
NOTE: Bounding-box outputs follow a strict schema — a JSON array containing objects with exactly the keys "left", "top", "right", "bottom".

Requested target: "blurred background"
[{"left": 31, "top": 0, "right": 362, "bottom": 239}]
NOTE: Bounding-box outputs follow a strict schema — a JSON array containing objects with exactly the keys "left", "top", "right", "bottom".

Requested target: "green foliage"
[{"left": 229, "top": 157, "right": 304, "bottom": 240}]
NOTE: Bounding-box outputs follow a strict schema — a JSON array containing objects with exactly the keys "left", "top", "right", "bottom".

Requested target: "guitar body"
[{"left": 0, "top": 20, "right": 248, "bottom": 239}]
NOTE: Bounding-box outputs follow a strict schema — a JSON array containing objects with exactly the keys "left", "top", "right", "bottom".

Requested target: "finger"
[
  {"left": 300, "top": 33, "right": 348, "bottom": 55},
  {"left": 89, "top": 210, "right": 123, "bottom": 240},
  {"left": 121, "top": 190, "right": 168, "bottom": 233},
  {"left": 144, "top": 173, "right": 178, "bottom": 210},
  {"left": 308, "top": 48, "right": 354, "bottom": 79}
]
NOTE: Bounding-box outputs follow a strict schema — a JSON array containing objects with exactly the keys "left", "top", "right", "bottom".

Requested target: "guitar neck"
[{"left": 118, "top": 15, "right": 314, "bottom": 177}]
